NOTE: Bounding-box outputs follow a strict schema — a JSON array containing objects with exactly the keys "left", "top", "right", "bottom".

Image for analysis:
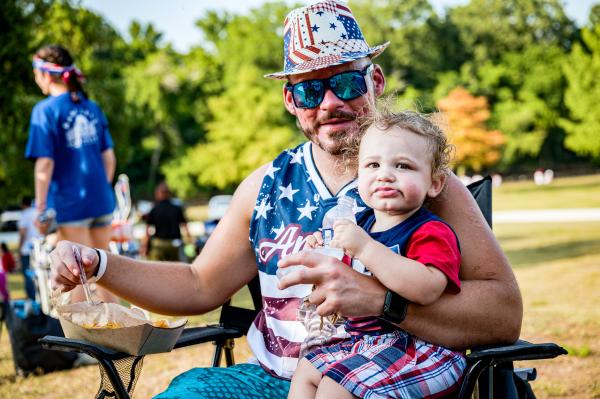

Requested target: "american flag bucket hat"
[{"left": 265, "top": 0, "right": 389, "bottom": 79}]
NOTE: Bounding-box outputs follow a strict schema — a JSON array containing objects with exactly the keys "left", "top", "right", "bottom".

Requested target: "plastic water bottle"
[
  {"left": 321, "top": 195, "right": 356, "bottom": 247},
  {"left": 276, "top": 196, "right": 356, "bottom": 281},
  {"left": 297, "top": 196, "right": 357, "bottom": 356}
]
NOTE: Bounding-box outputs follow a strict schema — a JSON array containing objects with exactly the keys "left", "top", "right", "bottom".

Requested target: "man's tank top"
[{"left": 248, "top": 142, "right": 365, "bottom": 379}]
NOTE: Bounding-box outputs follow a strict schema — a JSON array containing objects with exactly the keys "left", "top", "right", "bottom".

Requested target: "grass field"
[
  {"left": 1, "top": 175, "right": 599, "bottom": 398},
  {"left": 493, "top": 174, "right": 600, "bottom": 211}
]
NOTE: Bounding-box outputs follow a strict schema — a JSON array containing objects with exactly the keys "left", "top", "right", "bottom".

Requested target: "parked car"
[{"left": 0, "top": 205, "right": 22, "bottom": 232}]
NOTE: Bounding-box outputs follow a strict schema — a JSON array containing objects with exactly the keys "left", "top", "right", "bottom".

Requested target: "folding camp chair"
[{"left": 40, "top": 177, "right": 567, "bottom": 399}]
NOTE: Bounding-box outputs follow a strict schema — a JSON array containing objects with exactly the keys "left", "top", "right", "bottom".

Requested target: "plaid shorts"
[{"left": 306, "top": 330, "right": 466, "bottom": 399}]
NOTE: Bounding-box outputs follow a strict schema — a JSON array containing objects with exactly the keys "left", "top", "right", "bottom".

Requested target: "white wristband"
[{"left": 93, "top": 248, "right": 108, "bottom": 282}]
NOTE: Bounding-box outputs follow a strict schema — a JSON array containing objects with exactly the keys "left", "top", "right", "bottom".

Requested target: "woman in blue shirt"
[{"left": 26, "top": 45, "right": 117, "bottom": 303}]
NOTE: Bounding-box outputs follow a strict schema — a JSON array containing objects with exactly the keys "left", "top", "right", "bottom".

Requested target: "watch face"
[{"left": 383, "top": 291, "right": 408, "bottom": 323}]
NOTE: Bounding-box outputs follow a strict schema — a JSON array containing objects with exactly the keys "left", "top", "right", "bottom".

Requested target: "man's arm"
[
  {"left": 101, "top": 148, "right": 116, "bottom": 183},
  {"left": 401, "top": 173, "right": 522, "bottom": 349},
  {"left": 50, "top": 165, "right": 267, "bottom": 316}
]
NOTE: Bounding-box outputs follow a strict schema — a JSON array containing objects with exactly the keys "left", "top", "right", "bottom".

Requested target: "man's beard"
[{"left": 299, "top": 110, "right": 358, "bottom": 156}]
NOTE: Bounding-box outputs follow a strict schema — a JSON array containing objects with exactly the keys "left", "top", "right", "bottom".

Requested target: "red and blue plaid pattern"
[{"left": 306, "top": 330, "right": 466, "bottom": 398}]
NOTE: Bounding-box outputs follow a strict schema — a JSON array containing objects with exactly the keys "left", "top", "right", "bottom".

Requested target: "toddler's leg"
[
  {"left": 288, "top": 358, "right": 322, "bottom": 399},
  {"left": 315, "top": 376, "right": 356, "bottom": 399}
]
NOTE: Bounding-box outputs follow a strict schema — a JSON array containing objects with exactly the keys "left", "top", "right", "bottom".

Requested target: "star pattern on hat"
[{"left": 267, "top": 0, "right": 388, "bottom": 79}]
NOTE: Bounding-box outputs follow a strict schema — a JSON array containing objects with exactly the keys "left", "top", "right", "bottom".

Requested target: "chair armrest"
[
  {"left": 40, "top": 335, "right": 131, "bottom": 360},
  {"left": 173, "top": 325, "right": 245, "bottom": 349},
  {"left": 468, "top": 339, "right": 568, "bottom": 364},
  {"left": 41, "top": 324, "right": 247, "bottom": 355}
]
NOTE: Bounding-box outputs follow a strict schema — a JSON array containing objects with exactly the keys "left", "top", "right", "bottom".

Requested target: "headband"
[{"left": 32, "top": 56, "right": 86, "bottom": 83}]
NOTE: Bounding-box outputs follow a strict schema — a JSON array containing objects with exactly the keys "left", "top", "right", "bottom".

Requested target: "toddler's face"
[{"left": 357, "top": 126, "right": 440, "bottom": 216}]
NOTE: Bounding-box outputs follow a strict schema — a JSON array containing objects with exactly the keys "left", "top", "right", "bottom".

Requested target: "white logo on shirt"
[{"left": 63, "top": 110, "right": 99, "bottom": 149}]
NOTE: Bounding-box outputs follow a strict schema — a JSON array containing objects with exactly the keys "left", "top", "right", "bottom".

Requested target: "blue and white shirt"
[
  {"left": 25, "top": 93, "right": 115, "bottom": 223},
  {"left": 248, "top": 142, "right": 366, "bottom": 379}
]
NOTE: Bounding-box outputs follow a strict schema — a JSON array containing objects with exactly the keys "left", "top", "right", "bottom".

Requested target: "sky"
[{"left": 81, "top": 0, "right": 598, "bottom": 53}]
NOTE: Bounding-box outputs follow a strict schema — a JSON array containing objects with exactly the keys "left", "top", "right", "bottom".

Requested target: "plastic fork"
[{"left": 72, "top": 246, "right": 98, "bottom": 305}]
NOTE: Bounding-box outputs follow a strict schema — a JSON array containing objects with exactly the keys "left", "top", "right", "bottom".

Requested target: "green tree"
[
  {"left": 434, "top": 0, "right": 577, "bottom": 169},
  {"left": 449, "top": 0, "right": 576, "bottom": 65},
  {"left": 123, "top": 46, "right": 222, "bottom": 194},
  {"left": 561, "top": 24, "right": 600, "bottom": 161},
  {"left": 351, "top": 0, "right": 468, "bottom": 110},
  {"left": 0, "top": 0, "right": 40, "bottom": 207},
  {"left": 163, "top": 2, "right": 299, "bottom": 196}
]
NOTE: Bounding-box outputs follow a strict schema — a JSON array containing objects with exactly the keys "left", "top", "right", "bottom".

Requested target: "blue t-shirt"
[{"left": 25, "top": 93, "right": 115, "bottom": 223}]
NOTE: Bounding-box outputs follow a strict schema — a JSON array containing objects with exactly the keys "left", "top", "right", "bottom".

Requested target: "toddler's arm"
[{"left": 332, "top": 220, "right": 448, "bottom": 306}]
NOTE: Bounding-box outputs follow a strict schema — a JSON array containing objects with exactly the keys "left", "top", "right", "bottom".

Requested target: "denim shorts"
[{"left": 57, "top": 213, "right": 113, "bottom": 228}]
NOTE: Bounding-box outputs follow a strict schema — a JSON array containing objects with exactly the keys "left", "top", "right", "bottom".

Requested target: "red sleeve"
[{"left": 405, "top": 221, "right": 461, "bottom": 294}]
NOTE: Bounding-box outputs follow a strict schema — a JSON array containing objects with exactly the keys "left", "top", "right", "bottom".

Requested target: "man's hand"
[
  {"left": 49, "top": 240, "right": 99, "bottom": 293},
  {"left": 330, "top": 219, "right": 370, "bottom": 258},
  {"left": 277, "top": 250, "right": 386, "bottom": 318}
]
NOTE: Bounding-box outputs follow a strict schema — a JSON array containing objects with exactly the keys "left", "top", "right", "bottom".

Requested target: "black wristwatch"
[{"left": 381, "top": 290, "right": 409, "bottom": 324}]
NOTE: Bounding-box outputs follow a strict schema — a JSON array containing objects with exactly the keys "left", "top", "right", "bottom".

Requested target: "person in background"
[
  {"left": 141, "top": 181, "right": 191, "bottom": 261},
  {"left": 25, "top": 44, "right": 117, "bottom": 303},
  {"left": 0, "top": 242, "right": 14, "bottom": 301},
  {"left": 18, "top": 196, "right": 42, "bottom": 300}
]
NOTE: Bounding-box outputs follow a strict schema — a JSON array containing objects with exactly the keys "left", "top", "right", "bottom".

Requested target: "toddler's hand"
[
  {"left": 305, "top": 231, "right": 324, "bottom": 249},
  {"left": 331, "top": 219, "right": 369, "bottom": 258}
]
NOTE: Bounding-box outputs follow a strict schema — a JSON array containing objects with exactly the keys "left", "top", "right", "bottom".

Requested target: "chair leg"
[
  {"left": 212, "top": 341, "right": 223, "bottom": 367},
  {"left": 224, "top": 338, "right": 235, "bottom": 367},
  {"left": 457, "top": 359, "right": 489, "bottom": 399}
]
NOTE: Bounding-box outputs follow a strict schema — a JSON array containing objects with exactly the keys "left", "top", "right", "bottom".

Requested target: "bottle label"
[{"left": 322, "top": 228, "right": 334, "bottom": 246}]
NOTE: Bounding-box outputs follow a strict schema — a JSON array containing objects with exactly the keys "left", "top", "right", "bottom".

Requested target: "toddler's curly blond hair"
[{"left": 342, "top": 101, "right": 454, "bottom": 179}]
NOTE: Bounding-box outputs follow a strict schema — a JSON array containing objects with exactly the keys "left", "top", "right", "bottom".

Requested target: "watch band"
[{"left": 381, "top": 290, "right": 409, "bottom": 324}]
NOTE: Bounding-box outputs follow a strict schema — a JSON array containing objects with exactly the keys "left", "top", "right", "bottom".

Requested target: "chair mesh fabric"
[{"left": 95, "top": 356, "right": 144, "bottom": 399}]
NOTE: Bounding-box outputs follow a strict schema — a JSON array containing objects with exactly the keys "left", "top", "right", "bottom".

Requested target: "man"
[
  {"left": 49, "top": 1, "right": 522, "bottom": 397},
  {"left": 141, "top": 181, "right": 190, "bottom": 261}
]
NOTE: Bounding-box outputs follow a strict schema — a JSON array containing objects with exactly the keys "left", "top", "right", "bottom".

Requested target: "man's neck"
[{"left": 310, "top": 142, "right": 356, "bottom": 195}]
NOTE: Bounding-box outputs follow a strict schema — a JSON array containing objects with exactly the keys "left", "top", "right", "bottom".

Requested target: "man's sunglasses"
[{"left": 286, "top": 64, "right": 374, "bottom": 109}]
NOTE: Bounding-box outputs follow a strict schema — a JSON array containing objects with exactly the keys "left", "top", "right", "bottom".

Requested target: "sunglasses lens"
[
  {"left": 331, "top": 71, "right": 367, "bottom": 100},
  {"left": 290, "top": 67, "right": 370, "bottom": 109},
  {"left": 294, "top": 80, "right": 324, "bottom": 108}
]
